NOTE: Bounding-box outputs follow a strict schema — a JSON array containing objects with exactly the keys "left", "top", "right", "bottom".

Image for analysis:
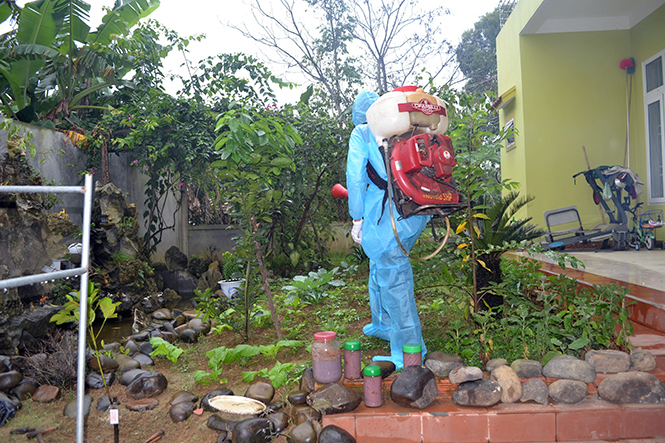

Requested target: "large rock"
[
  {"left": 119, "top": 369, "right": 151, "bottom": 386},
  {"left": 0, "top": 370, "right": 22, "bottom": 391},
  {"left": 85, "top": 371, "right": 115, "bottom": 390},
  {"left": 485, "top": 358, "right": 508, "bottom": 373},
  {"left": 448, "top": 366, "right": 483, "bottom": 384},
  {"left": 319, "top": 424, "right": 356, "bottom": 443},
  {"left": 289, "top": 421, "right": 317, "bottom": 443},
  {"left": 542, "top": 355, "right": 596, "bottom": 383},
  {"left": 491, "top": 365, "right": 522, "bottom": 403},
  {"left": 33, "top": 385, "right": 60, "bottom": 403},
  {"left": 584, "top": 350, "right": 631, "bottom": 374},
  {"left": 510, "top": 359, "right": 542, "bottom": 379},
  {"left": 125, "top": 372, "right": 168, "bottom": 399},
  {"left": 268, "top": 411, "right": 289, "bottom": 433},
  {"left": 306, "top": 383, "right": 361, "bottom": 415},
  {"left": 245, "top": 382, "right": 275, "bottom": 405},
  {"left": 87, "top": 354, "right": 119, "bottom": 373},
  {"left": 232, "top": 418, "right": 273, "bottom": 443},
  {"left": 165, "top": 246, "right": 188, "bottom": 271},
  {"left": 452, "top": 380, "right": 502, "bottom": 407},
  {"left": 169, "top": 401, "right": 195, "bottom": 423},
  {"left": 629, "top": 349, "right": 657, "bottom": 372},
  {"left": 424, "top": 352, "right": 463, "bottom": 378},
  {"left": 520, "top": 379, "right": 548, "bottom": 405},
  {"left": 597, "top": 372, "right": 665, "bottom": 404},
  {"left": 548, "top": 379, "right": 588, "bottom": 404},
  {"left": 390, "top": 365, "right": 438, "bottom": 409}
]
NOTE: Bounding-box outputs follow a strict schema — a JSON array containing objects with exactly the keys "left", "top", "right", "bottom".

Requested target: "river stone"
[
  {"left": 585, "top": 350, "right": 631, "bottom": 374},
  {"left": 207, "top": 414, "right": 230, "bottom": 431},
  {"left": 390, "top": 365, "right": 438, "bottom": 409},
  {"left": 448, "top": 366, "right": 483, "bottom": 384},
  {"left": 319, "top": 424, "right": 356, "bottom": 443},
  {"left": 114, "top": 354, "right": 141, "bottom": 373},
  {"left": 373, "top": 360, "right": 396, "bottom": 379},
  {"left": 288, "top": 391, "right": 308, "bottom": 406},
  {"left": 289, "top": 421, "right": 317, "bottom": 443},
  {"left": 152, "top": 308, "right": 173, "bottom": 320},
  {"left": 120, "top": 369, "right": 152, "bottom": 386},
  {"left": 232, "top": 417, "right": 273, "bottom": 443},
  {"left": 0, "top": 370, "right": 23, "bottom": 391},
  {"left": 163, "top": 321, "right": 177, "bottom": 334},
  {"left": 86, "top": 371, "right": 115, "bottom": 389},
  {"left": 201, "top": 388, "right": 235, "bottom": 412},
  {"left": 542, "top": 355, "right": 596, "bottom": 383},
  {"left": 161, "top": 331, "right": 178, "bottom": 343},
  {"left": 491, "top": 365, "right": 522, "bottom": 403},
  {"left": 485, "top": 358, "right": 508, "bottom": 373},
  {"left": 170, "top": 400, "right": 195, "bottom": 422},
  {"left": 630, "top": 348, "right": 657, "bottom": 372},
  {"left": 87, "top": 354, "right": 119, "bottom": 373},
  {"left": 179, "top": 328, "right": 198, "bottom": 343},
  {"left": 307, "top": 383, "right": 361, "bottom": 415},
  {"left": 548, "top": 379, "right": 588, "bottom": 404},
  {"left": 169, "top": 391, "right": 199, "bottom": 406},
  {"left": 125, "top": 372, "right": 168, "bottom": 399},
  {"left": 129, "top": 331, "right": 150, "bottom": 342},
  {"left": 268, "top": 411, "right": 289, "bottom": 433},
  {"left": 520, "top": 379, "right": 549, "bottom": 405},
  {"left": 132, "top": 353, "right": 154, "bottom": 366},
  {"left": 32, "top": 385, "right": 60, "bottom": 403},
  {"left": 245, "top": 382, "right": 275, "bottom": 405},
  {"left": 11, "top": 379, "right": 38, "bottom": 400},
  {"left": 300, "top": 367, "right": 315, "bottom": 393},
  {"left": 452, "top": 379, "right": 502, "bottom": 407},
  {"left": 293, "top": 405, "right": 322, "bottom": 425},
  {"left": 96, "top": 395, "right": 114, "bottom": 412},
  {"left": 188, "top": 318, "right": 210, "bottom": 335},
  {"left": 510, "top": 359, "right": 543, "bottom": 379},
  {"left": 598, "top": 371, "right": 665, "bottom": 403},
  {"left": 123, "top": 340, "right": 140, "bottom": 356},
  {"left": 0, "top": 358, "right": 9, "bottom": 373},
  {"left": 63, "top": 394, "right": 92, "bottom": 418},
  {"left": 424, "top": 352, "right": 464, "bottom": 378},
  {"left": 138, "top": 341, "right": 154, "bottom": 355},
  {"left": 126, "top": 399, "right": 159, "bottom": 411}
]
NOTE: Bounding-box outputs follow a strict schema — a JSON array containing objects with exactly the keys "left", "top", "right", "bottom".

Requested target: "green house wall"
[{"left": 497, "top": 1, "right": 665, "bottom": 239}]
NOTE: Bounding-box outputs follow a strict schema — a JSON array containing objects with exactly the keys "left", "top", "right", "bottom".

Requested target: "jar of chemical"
[
  {"left": 402, "top": 343, "right": 423, "bottom": 368},
  {"left": 343, "top": 340, "right": 362, "bottom": 379},
  {"left": 363, "top": 365, "right": 383, "bottom": 407},
  {"left": 312, "top": 331, "right": 342, "bottom": 384}
]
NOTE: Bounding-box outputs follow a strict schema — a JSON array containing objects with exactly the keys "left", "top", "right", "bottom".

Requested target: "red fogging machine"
[{"left": 333, "top": 87, "right": 466, "bottom": 260}]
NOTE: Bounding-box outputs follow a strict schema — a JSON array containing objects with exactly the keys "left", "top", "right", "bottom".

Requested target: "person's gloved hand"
[{"left": 352, "top": 219, "right": 363, "bottom": 244}]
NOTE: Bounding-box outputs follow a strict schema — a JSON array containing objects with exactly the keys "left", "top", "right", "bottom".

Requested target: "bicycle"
[{"left": 624, "top": 200, "right": 663, "bottom": 250}]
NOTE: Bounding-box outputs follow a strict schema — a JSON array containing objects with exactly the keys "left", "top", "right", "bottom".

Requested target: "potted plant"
[{"left": 218, "top": 251, "right": 245, "bottom": 299}]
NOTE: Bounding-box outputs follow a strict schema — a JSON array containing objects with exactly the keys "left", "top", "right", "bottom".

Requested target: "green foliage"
[
  {"left": 222, "top": 251, "right": 245, "bottom": 281},
  {"left": 281, "top": 267, "right": 345, "bottom": 305},
  {"left": 149, "top": 337, "right": 185, "bottom": 363},
  {"left": 241, "top": 361, "right": 296, "bottom": 389}
]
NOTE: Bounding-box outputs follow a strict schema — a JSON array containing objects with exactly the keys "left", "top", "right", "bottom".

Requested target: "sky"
[{"left": 10, "top": 0, "right": 502, "bottom": 103}]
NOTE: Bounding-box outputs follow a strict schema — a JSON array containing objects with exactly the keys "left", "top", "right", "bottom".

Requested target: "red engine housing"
[{"left": 390, "top": 133, "right": 459, "bottom": 210}]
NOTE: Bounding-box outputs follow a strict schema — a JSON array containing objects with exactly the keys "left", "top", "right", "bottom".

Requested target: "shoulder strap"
[{"left": 366, "top": 162, "right": 390, "bottom": 223}]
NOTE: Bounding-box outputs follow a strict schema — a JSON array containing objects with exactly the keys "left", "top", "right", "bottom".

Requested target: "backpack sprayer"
[{"left": 333, "top": 86, "right": 467, "bottom": 260}]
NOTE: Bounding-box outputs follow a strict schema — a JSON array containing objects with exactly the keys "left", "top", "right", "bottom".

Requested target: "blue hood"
[{"left": 352, "top": 90, "right": 380, "bottom": 126}]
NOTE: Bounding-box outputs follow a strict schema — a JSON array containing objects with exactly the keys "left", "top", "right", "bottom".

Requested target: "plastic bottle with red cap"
[{"left": 311, "top": 331, "right": 342, "bottom": 384}]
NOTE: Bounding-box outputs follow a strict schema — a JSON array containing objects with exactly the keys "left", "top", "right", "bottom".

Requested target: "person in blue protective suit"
[{"left": 346, "top": 90, "right": 431, "bottom": 369}]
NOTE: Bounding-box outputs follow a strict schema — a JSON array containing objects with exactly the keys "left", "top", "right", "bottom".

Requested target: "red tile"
[
  {"left": 423, "top": 413, "right": 488, "bottom": 443},
  {"left": 556, "top": 408, "right": 622, "bottom": 441},
  {"left": 489, "top": 412, "right": 556, "bottom": 442},
  {"left": 321, "top": 415, "right": 355, "bottom": 438},
  {"left": 622, "top": 404, "right": 665, "bottom": 438},
  {"left": 355, "top": 413, "right": 422, "bottom": 443}
]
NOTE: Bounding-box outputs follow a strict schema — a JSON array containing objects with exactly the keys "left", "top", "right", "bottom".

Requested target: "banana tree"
[{"left": 0, "top": 0, "right": 159, "bottom": 123}]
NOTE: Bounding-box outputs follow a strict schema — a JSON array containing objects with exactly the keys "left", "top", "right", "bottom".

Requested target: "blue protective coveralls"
[{"left": 346, "top": 90, "right": 430, "bottom": 369}]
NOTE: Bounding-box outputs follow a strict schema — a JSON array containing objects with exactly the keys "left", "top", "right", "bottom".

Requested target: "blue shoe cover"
[
  {"left": 362, "top": 323, "right": 390, "bottom": 341},
  {"left": 372, "top": 354, "right": 404, "bottom": 370}
]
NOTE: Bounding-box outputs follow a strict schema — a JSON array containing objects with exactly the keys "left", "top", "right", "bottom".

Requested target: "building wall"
[{"left": 496, "top": 1, "right": 665, "bottom": 238}]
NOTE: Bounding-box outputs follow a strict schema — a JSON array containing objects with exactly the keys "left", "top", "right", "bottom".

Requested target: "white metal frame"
[
  {"left": 0, "top": 174, "right": 93, "bottom": 443},
  {"left": 643, "top": 49, "right": 665, "bottom": 205}
]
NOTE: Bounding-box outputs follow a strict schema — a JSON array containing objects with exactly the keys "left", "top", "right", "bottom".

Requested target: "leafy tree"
[
  {"left": 455, "top": 0, "right": 515, "bottom": 95},
  {"left": 0, "top": 0, "right": 160, "bottom": 124}
]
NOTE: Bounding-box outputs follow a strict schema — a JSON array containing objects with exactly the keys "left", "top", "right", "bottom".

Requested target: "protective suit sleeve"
[{"left": 346, "top": 126, "right": 370, "bottom": 221}]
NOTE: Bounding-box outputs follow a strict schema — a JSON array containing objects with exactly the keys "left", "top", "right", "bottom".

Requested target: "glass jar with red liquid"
[{"left": 312, "top": 331, "right": 342, "bottom": 384}]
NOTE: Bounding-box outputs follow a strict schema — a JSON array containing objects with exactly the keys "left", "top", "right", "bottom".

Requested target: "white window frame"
[{"left": 644, "top": 49, "right": 665, "bottom": 204}]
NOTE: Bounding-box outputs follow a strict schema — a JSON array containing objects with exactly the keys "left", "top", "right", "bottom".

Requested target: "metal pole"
[{"left": 76, "top": 174, "right": 93, "bottom": 443}]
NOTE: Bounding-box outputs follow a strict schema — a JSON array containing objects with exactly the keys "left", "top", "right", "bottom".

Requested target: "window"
[
  {"left": 505, "top": 118, "right": 516, "bottom": 150},
  {"left": 644, "top": 50, "right": 665, "bottom": 203}
]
